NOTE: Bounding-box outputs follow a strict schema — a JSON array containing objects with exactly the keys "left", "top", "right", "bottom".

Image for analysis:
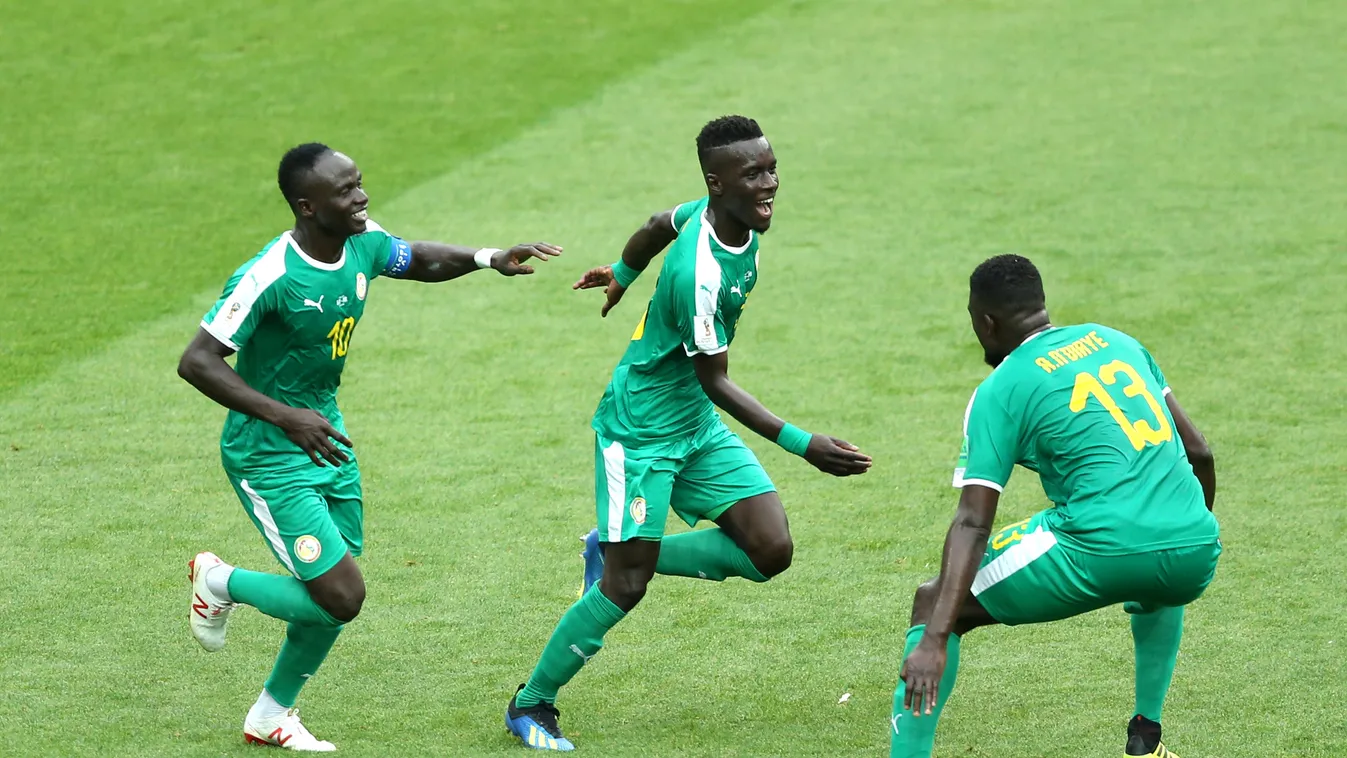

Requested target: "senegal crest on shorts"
[
  {"left": 629, "top": 497, "right": 647, "bottom": 525},
  {"left": 294, "top": 535, "right": 322, "bottom": 563}
]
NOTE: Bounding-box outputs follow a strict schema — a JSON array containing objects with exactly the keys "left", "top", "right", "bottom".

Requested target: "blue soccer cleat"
[
  {"left": 580, "top": 528, "right": 604, "bottom": 595},
  {"left": 506, "top": 684, "right": 575, "bottom": 751}
]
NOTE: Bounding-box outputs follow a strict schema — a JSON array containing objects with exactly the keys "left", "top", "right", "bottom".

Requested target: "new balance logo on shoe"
[
  {"left": 192, "top": 593, "right": 209, "bottom": 619},
  {"left": 270, "top": 728, "right": 291, "bottom": 747}
]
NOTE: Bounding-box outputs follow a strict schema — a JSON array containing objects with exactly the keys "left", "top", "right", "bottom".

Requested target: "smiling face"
[
  {"left": 705, "top": 137, "right": 779, "bottom": 233},
  {"left": 295, "top": 151, "right": 369, "bottom": 239}
]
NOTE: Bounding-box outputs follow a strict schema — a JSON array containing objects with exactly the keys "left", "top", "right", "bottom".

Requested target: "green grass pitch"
[{"left": 2, "top": 0, "right": 1346, "bottom": 755}]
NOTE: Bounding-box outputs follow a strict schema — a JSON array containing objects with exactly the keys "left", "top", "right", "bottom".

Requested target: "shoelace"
[
  {"left": 527, "top": 702, "right": 564, "bottom": 737},
  {"left": 281, "top": 708, "right": 321, "bottom": 740}
]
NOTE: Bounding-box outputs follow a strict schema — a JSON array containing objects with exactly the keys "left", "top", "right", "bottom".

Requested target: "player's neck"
[
  {"left": 290, "top": 223, "right": 346, "bottom": 264},
  {"left": 1009, "top": 313, "right": 1053, "bottom": 346},
  {"left": 704, "top": 205, "right": 751, "bottom": 248}
]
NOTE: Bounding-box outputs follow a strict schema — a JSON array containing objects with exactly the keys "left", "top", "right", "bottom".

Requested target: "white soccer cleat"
[
  {"left": 188, "top": 551, "right": 235, "bottom": 652},
  {"left": 244, "top": 708, "right": 337, "bottom": 752}
]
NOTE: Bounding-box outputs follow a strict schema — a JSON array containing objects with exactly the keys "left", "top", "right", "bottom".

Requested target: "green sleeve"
[
  {"left": 348, "top": 220, "right": 410, "bottom": 279},
  {"left": 200, "top": 255, "right": 284, "bottom": 351},
  {"left": 953, "top": 382, "right": 1020, "bottom": 492},
  {"left": 670, "top": 198, "right": 705, "bottom": 234},
  {"left": 1139, "top": 345, "right": 1170, "bottom": 395}
]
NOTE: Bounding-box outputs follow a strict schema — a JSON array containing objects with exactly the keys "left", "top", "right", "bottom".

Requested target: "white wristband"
[{"left": 474, "top": 248, "right": 501, "bottom": 270}]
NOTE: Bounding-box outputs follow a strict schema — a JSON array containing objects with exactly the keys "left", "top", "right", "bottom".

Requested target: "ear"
[
  {"left": 295, "top": 198, "right": 315, "bottom": 219},
  {"left": 977, "top": 311, "right": 997, "bottom": 339},
  {"left": 704, "top": 171, "right": 723, "bottom": 197}
]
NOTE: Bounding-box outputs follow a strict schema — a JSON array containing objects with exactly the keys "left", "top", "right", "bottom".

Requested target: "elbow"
[
  {"left": 1187, "top": 442, "right": 1214, "bottom": 468},
  {"left": 177, "top": 350, "right": 201, "bottom": 385}
]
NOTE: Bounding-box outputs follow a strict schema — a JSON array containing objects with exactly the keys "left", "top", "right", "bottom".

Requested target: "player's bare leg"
[{"left": 713, "top": 491, "right": 793, "bottom": 579}]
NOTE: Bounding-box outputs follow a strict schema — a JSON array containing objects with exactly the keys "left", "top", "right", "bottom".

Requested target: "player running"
[
  {"left": 178, "top": 143, "right": 560, "bottom": 751},
  {"left": 890, "top": 254, "right": 1221, "bottom": 758},
  {"left": 503, "top": 115, "right": 872, "bottom": 752}
]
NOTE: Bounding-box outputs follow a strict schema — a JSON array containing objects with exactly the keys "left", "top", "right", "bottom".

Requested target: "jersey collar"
[
  {"left": 283, "top": 231, "right": 346, "bottom": 271},
  {"left": 702, "top": 211, "right": 754, "bottom": 255}
]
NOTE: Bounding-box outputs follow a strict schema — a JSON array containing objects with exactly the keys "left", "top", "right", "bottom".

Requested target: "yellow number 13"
[
  {"left": 326, "top": 317, "right": 355, "bottom": 359},
  {"left": 1069, "top": 360, "right": 1172, "bottom": 450}
]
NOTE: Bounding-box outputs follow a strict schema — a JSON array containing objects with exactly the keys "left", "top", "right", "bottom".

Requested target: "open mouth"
[
  {"left": 352, "top": 208, "right": 369, "bottom": 223},
  {"left": 756, "top": 197, "right": 774, "bottom": 219}
]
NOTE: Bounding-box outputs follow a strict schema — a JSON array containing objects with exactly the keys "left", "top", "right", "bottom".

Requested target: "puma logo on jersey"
[
  {"left": 303, "top": 295, "right": 324, "bottom": 313},
  {"left": 730, "top": 285, "right": 743, "bottom": 297}
]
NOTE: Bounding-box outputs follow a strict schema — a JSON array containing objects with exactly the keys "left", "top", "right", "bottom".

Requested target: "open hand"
[
  {"left": 900, "top": 634, "right": 949, "bottom": 717},
  {"left": 804, "top": 435, "right": 872, "bottom": 476},
  {"left": 572, "top": 265, "right": 627, "bottom": 317},
  {"left": 278, "top": 408, "right": 353, "bottom": 467},
  {"left": 494, "top": 242, "right": 563, "bottom": 276}
]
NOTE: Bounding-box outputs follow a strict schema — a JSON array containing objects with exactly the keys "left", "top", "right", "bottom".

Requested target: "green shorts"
[
  {"left": 973, "top": 510, "right": 1222, "bottom": 625},
  {"left": 595, "top": 419, "right": 776, "bottom": 542},
  {"left": 225, "top": 458, "right": 364, "bottom": 581}
]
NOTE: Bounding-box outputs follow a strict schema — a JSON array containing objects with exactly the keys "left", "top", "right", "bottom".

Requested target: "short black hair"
[
  {"left": 696, "top": 115, "right": 764, "bottom": 165},
  {"left": 969, "top": 254, "right": 1045, "bottom": 313},
  {"left": 277, "top": 142, "right": 332, "bottom": 211}
]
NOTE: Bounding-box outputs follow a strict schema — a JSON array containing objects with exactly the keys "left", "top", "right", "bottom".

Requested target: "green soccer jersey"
[
  {"left": 592, "top": 197, "right": 760, "bottom": 446},
  {"left": 201, "top": 221, "right": 412, "bottom": 469},
  {"left": 954, "top": 323, "right": 1218, "bottom": 555}
]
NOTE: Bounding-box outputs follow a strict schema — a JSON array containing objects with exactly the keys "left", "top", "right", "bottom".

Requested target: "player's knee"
[
  {"left": 317, "top": 581, "right": 366, "bottom": 623},
  {"left": 910, "top": 579, "right": 939, "bottom": 622},
  {"left": 749, "top": 534, "right": 794, "bottom": 580},
  {"left": 599, "top": 570, "right": 651, "bottom": 612}
]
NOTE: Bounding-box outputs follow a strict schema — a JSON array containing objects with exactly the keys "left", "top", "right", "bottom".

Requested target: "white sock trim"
[{"left": 205, "top": 563, "right": 235, "bottom": 602}]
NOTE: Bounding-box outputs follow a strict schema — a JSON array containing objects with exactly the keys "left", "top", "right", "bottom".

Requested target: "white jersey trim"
[
  {"left": 690, "top": 224, "right": 726, "bottom": 354},
  {"left": 201, "top": 239, "right": 288, "bottom": 350},
  {"left": 289, "top": 231, "right": 345, "bottom": 271},
  {"left": 955, "top": 477, "right": 1004, "bottom": 493},
  {"left": 701, "top": 210, "right": 754, "bottom": 254}
]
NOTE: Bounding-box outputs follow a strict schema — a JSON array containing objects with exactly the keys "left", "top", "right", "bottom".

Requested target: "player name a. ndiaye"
[{"left": 1033, "top": 329, "right": 1110, "bottom": 373}]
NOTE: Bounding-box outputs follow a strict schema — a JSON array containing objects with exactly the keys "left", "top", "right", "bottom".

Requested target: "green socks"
[
  {"left": 264, "top": 623, "right": 344, "bottom": 707},
  {"left": 890, "top": 625, "right": 961, "bottom": 758},
  {"left": 227, "top": 568, "right": 343, "bottom": 627},
  {"left": 655, "top": 528, "right": 768, "bottom": 582},
  {"left": 1131, "top": 604, "right": 1184, "bottom": 722},
  {"left": 516, "top": 585, "right": 627, "bottom": 708}
]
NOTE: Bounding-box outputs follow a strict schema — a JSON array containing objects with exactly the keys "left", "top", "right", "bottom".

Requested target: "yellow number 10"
[
  {"left": 1069, "top": 359, "right": 1172, "bottom": 450},
  {"left": 327, "top": 317, "right": 355, "bottom": 359}
]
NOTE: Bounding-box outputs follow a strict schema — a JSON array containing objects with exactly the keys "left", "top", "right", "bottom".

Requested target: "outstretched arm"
[
  {"left": 691, "top": 350, "right": 871, "bottom": 477},
  {"left": 177, "top": 329, "right": 352, "bottom": 467},
  {"left": 401, "top": 241, "right": 562, "bottom": 283},
  {"left": 1166, "top": 391, "right": 1215, "bottom": 510},
  {"left": 574, "top": 208, "right": 680, "bottom": 317}
]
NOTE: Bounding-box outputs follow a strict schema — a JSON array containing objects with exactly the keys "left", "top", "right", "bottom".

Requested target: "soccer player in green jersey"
[
  {"left": 503, "top": 116, "right": 872, "bottom": 751},
  {"left": 178, "top": 143, "right": 561, "bottom": 751},
  {"left": 890, "top": 255, "right": 1221, "bottom": 758}
]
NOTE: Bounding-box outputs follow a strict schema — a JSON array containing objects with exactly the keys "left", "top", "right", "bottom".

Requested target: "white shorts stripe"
[
  {"left": 601, "top": 441, "right": 626, "bottom": 543},
  {"left": 239, "top": 479, "right": 297, "bottom": 576},
  {"left": 972, "top": 527, "right": 1057, "bottom": 596}
]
